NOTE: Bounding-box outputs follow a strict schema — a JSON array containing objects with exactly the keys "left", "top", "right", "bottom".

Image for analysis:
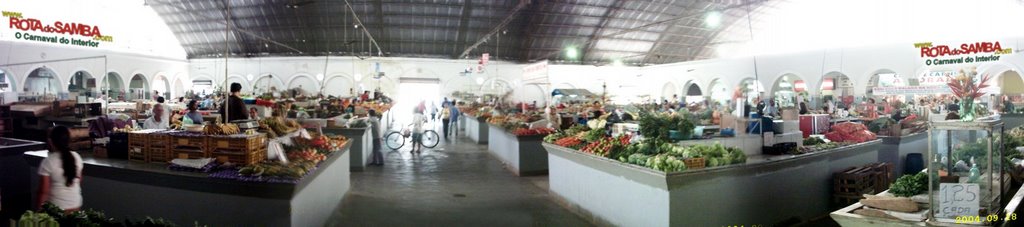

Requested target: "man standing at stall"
[{"left": 219, "top": 83, "right": 249, "bottom": 123}]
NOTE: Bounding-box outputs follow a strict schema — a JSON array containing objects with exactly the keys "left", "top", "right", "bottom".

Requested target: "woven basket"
[{"left": 684, "top": 157, "right": 706, "bottom": 169}]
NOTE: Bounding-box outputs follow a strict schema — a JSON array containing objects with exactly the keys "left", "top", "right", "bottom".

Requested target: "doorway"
[{"left": 391, "top": 80, "right": 441, "bottom": 130}]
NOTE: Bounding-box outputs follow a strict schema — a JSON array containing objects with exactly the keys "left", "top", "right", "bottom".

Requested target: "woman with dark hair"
[{"left": 36, "top": 126, "right": 83, "bottom": 212}]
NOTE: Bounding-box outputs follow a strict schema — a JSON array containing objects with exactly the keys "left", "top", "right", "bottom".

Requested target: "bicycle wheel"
[
  {"left": 384, "top": 131, "right": 405, "bottom": 150},
  {"left": 421, "top": 130, "right": 440, "bottom": 148}
]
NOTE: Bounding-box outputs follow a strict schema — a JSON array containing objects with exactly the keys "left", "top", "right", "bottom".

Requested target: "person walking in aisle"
[
  {"left": 448, "top": 101, "right": 460, "bottom": 137},
  {"left": 410, "top": 108, "right": 427, "bottom": 153},
  {"left": 368, "top": 110, "right": 384, "bottom": 166},
  {"left": 441, "top": 102, "right": 451, "bottom": 140},
  {"left": 36, "top": 126, "right": 83, "bottom": 212}
]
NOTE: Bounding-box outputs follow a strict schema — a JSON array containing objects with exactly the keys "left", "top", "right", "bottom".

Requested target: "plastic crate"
[
  {"left": 149, "top": 132, "right": 172, "bottom": 150},
  {"left": 128, "top": 145, "right": 146, "bottom": 162},
  {"left": 171, "top": 135, "right": 207, "bottom": 150},
  {"left": 684, "top": 157, "right": 705, "bottom": 169},
  {"left": 148, "top": 147, "right": 171, "bottom": 163},
  {"left": 128, "top": 132, "right": 147, "bottom": 146},
  {"left": 208, "top": 134, "right": 266, "bottom": 153},
  {"left": 172, "top": 147, "right": 208, "bottom": 159}
]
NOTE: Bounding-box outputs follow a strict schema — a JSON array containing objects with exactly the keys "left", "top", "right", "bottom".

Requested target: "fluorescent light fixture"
[
  {"left": 705, "top": 11, "right": 722, "bottom": 28},
  {"left": 565, "top": 47, "right": 579, "bottom": 59}
]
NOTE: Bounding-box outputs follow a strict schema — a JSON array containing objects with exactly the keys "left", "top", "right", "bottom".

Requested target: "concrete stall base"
[
  {"left": 486, "top": 124, "right": 548, "bottom": 176},
  {"left": 464, "top": 114, "right": 489, "bottom": 144},
  {"left": 543, "top": 140, "right": 882, "bottom": 227},
  {"left": 877, "top": 132, "right": 927, "bottom": 179},
  {"left": 323, "top": 127, "right": 372, "bottom": 171},
  {"left": 25, "top": 143, "right": 351, "bottom": 227}
]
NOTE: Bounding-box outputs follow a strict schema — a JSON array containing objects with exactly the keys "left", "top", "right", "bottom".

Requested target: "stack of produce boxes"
[{"left": 208, "top": 134, "right": 267, "bottom": 165}]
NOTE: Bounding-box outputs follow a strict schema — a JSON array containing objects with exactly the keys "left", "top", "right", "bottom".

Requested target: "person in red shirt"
[{"left": 360, "top": 91, "right": 370, "bottom": 102}]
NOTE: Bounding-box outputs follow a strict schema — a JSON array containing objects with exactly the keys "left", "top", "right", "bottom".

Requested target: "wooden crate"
[
  {"left": 172, "top": 147, "right": 208, "bottom": 160},
  {"left": 212, "top": 148, "right": 266, "bottom": 166},
  {"left": 128, "top": 132, "right": 148, "bottom": 147},
  {"left": 148, "top": 147, "right": 171, "bottom": 163},
  {"left": 833, "top": 166, "right": 876, "bottom": 206},
  {"left": 208, "top": 134, "right": 266, "bottom": 153},
  {"left": 128, "top": 145, "right": 146, "bottom": 162},
  {"left": 149, "top": 132, "right": 172, "bottom": 150},
  {"left": 171, "top": 135, "right": 207, "bottom": 150}
]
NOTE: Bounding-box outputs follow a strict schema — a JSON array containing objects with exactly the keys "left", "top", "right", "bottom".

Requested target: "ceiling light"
[
  {"left": 264, "top": 43, "right": 269, "bottom": 48},
  {"left": 354, "top": 24, "right": 359, "bottom": 28},
  {"left": 316, "top": 74, "right": 324, "bottom": 81},
  {"left": 565, "top": 47, "right": 579, "bottom": 60},
  {"left": 705, "top": 11, "right": 722, "bottom": 28},
  {"left": 247, "top": 74, "right": 254, "bottom": 81}
]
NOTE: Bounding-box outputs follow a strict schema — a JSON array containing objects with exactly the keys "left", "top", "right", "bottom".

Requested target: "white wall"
[
  {"left": 641, "top": 38, "right": 1024, "bottom": 105},
  {"left": 0, "top": 40, "right": 189, "bottom": 103}
]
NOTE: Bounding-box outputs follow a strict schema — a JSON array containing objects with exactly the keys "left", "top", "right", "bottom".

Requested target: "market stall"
[
  {"left": 25, "top": 140, "right": 350, "bottom": 227},
  {"left": 321, "top": 118, "right": 373, "bottom": 172},
  {"left": 486, "top": 115, "right": 554, "bottom": 176},
  {"left": 461, "top": 106, "right": 492, "bottom": 144},
  {"left": 543, "top": 140, "right": 881, "bottom": 226}
]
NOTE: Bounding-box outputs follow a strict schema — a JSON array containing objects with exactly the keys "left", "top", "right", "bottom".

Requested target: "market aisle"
[{"left": 326, "top": 133, "right": 592, "bottom": 226}]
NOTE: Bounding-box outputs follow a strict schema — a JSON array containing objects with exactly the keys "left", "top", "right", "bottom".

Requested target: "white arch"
[
  {"left": 287, "top": 73, "right": 321, "bottom": 92},
  {"left": 23, "top": 66, "right": 65, "bottom": 93},
  {"left": 0, "top": 67, "right": 19, "bottom": 92},
  {"left": 325, "top": 74, "right": 356, "bottom": 97},
  {"left": 253, "top": 74, "right": 286, "bottom": 92}
]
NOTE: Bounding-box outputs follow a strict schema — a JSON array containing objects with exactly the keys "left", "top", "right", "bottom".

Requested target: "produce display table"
[
  {"left": 543, "top": 140, "right": 882, "bottom": 227},
  {"left": 877, "top": 132, "right": 927, "bottom": 179},
  {"left": 486, "top": 123, "right": 547, "bottom": 176},
  {"left": 323, "top": 127, "right": 372, "bottom": 171},
  {"left": 831, "top": 184, "right": 1024, "bottom": 227},
  {"left": 464, "top": 113, "right": 488, "bottom": 144},
  {"left": 24, "top": 142, "right": 352, "bottom": 227}
]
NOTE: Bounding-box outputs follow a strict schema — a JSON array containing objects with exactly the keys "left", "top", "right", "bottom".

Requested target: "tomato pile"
[
  {"left": 513, "top": 127, "right": 556, "bottom": 136},
  {"left": 553, "top": 136, "right": 583, "bottom": 149},
  {"left": 287, "top": 149, "right": 326, "bottom": 162},
  {"left": 581, "top": 134, "right": 631, "bottom": 157}
]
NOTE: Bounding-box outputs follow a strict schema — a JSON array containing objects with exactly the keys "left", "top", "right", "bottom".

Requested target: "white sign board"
[
  {"left": 522, "top": 60, "right": 550, "bottom": 85},
  {"left": 872, "top": 85, "right": 951, "bottom": 95},
  {"left": 918, "top": 71, "right": 955, "bottom": 86},
  {"left": 938, "top": 183, "right": 980, "bottom": 218}
]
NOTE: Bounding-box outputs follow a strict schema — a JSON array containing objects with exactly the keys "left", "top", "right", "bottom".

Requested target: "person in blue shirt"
[
  {"left": 184, "top": 100, "right": 203, "bottom": 124},
  {"left": 447, "top": 101, "right": 460, "bottom": 137}
]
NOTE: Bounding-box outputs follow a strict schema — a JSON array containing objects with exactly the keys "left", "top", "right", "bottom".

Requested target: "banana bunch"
[
  {"left": 204, "top": 123, "right": 241, "bottom": 135},
  {"left": 239, "top": 160, "right": 318, "bottom": 179},
  {"left": 19, "top": 211, "right": 59, "bottom": 227}
]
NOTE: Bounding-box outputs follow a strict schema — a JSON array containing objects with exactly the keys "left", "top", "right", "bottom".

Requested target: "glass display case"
[{"left": 927, "top": 119, "right": 1005, "bottom": 224}]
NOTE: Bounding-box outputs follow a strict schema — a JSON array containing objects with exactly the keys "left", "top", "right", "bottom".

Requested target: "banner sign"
[
  {"left": 872, "top": 85, "right": 951, "bottom": 95},
  {"left": 522, "top": 60, "right": 549, "bottom": 85},
  {"left": 2, "top": 10, "right": 113, "bottom": 48},
  {"left": 915, "top": 41, "right": 1012, "bottom": 66}
]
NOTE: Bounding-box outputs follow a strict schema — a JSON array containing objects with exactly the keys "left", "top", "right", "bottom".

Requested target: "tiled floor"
[{"left": 326, "top": 128, "right": 592, "bottom": 226}]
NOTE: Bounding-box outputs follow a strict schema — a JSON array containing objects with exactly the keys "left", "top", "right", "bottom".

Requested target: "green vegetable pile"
[
  {"left": 25, "top": 202, "right": 189, "bottom": 227},
  {"left": 615, "top": 141, "right": 746, "bottom": 171},
  {"left": 637, "top": 110, "right": 695, "bottom": 142},
  {"left": 803, "top": 137, "right": 825, "bottom": 146},
  {"left": 890, "top": 172, "right": 928, "bottom": 197}
]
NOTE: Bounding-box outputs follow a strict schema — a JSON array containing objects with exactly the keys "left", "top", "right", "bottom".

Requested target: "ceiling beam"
[
  {"left": 642, "top": 0, "right": 703, "bottom": 64},
  {"left": 374, "top": 0, "right": 390, "bottom": 54},
  {"left": 580, "top": 0, "right": 626, "bottom": 62},
  {"left": 517, "top": 1, "right": 545, "bottom": 61},
  {"left": 344, "top": 0, "right": 385, "bottom": 56},
  {"left": 530, "top": 0, "right": 766, "bottom": 62},
  {"left": 453, "top": 0, "right": 474, "bottom": 58},
  {"left": 148, "top": 0, "right": 303, "bottom": 53},
  {"left": 457, "top": 0, "right": 529, "bottom": 59}
]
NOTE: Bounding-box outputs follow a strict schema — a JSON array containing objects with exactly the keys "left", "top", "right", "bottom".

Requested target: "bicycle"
[{"left": 384, "top": 124, "right": 440, "bottom": 150}]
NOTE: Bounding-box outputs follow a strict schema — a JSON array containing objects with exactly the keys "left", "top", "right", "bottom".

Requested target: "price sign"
[{"left": 939, "top": 183, "right": 980, "bottom": 218}]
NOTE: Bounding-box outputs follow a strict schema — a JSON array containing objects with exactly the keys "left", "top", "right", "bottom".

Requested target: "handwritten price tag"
[{"left": 939, "top": 183, "right": 980, "bottom": 218}]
